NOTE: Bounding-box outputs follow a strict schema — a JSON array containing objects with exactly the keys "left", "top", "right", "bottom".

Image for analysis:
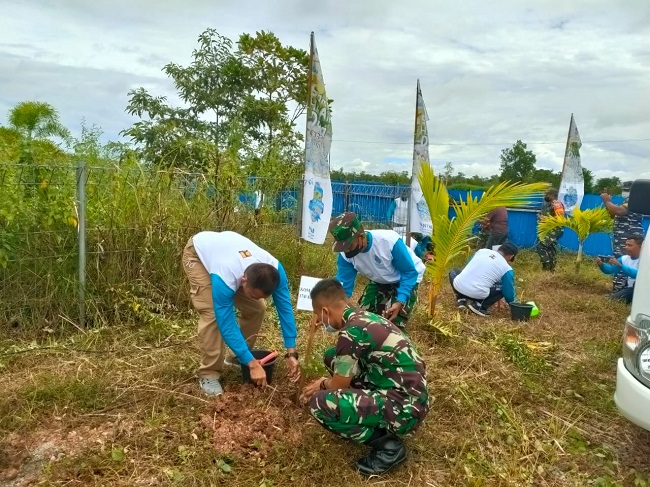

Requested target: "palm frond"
[
  {"left": 538, "top": 207, "right": 612, "bottom": 242},
  {"left": 427, "top": 320, "right": 456, "bottom": 337},
  {"left": 537, "top": 214, "right": 571, "bottom": 240},
  {"left": 429, "top": 178, "right": 548, "bottom": 279},
  {"left": 417, "top": 162, "right": 449, "bottom": 225},
  {"left": 417, "top": 161, "right": 548, "bottom": 315}
]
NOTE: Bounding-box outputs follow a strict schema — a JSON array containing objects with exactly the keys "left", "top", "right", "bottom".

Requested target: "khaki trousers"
[{"left": 182, "top": 238, "right": 266, "bottom": 379}]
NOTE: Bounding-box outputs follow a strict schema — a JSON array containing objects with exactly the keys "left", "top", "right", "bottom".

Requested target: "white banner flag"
[
  {"left": 301, "top": 33, "right": 333, "bottom": 244},
  {"left": 558, "top": 114, "right": 584, "bottom": 215},
  {"left": 409, "top": 80, "right": 433, "bottom": 236}
]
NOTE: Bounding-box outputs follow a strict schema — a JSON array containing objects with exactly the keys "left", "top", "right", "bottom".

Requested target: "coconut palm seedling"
[
  {"left": 418, "top": 162, "right": 548, "bottom": 316},
  {"left": 537, "top": 207, "right": 613, "bottom": 272}
]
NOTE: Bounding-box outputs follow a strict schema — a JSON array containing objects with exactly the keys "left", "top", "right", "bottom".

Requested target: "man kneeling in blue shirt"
[
  {"left": 448, "top": 242, "right": 519, "bottom": 317},
  {"left": 595, "top": 234, "right": 643, "bottom": 304},
  {"left": 182, "top": 231, "right": 300, "bottom": 396}
]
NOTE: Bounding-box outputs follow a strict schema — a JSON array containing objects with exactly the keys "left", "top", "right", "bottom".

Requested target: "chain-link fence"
[
  {"left": 5, "top": 162, "right": 636, "bottom": 331},
  {"left": 0, "top": 163, "right": 410, "bottom": 330}
]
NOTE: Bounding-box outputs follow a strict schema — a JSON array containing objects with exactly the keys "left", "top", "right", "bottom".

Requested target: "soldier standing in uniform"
[
  {"left": 535, "top": 188, "right": 565, "bottom": 271},
  {"left": 300, "top": 279, "right": 429, "bottom": 475},
  {"left": 601, "top": 191, "right": 644, "bottom": 291},
  {"left": 328, "top": 212, "right": 425, "bottom": 329}
]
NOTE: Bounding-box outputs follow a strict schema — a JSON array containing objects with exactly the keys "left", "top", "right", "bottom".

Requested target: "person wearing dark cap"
[
  {"left": 448, "top": 242, "right": 519, "bottom": 317},
  {"left": 535, "top": 188, "right": 565, "bottom": 271},
  {"left": 327, "top": 212, "right": 425, "bottom": 329}
]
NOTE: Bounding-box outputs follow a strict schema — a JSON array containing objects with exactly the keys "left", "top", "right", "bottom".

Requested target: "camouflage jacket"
[{"left": 331, "top": 306, "right": 428, "bottom": 403}]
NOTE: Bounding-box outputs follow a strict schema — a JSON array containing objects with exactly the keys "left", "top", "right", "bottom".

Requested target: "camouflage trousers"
[
  {"left": 308, "top": 347, "right": 429, "bottom": 444},
  {"left": 535, "top": 230, "right": 562, "bottom": 270},
  {"left": 359, "top": 282, "right": 418, "bottom": 329}
]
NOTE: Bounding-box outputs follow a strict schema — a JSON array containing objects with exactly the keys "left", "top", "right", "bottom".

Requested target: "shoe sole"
[
  {"left": 468, "top": 306, "right": 488, "bottom": 317},
  {"left": 356, "top": 453, "right": 407, "bottom": 476}
]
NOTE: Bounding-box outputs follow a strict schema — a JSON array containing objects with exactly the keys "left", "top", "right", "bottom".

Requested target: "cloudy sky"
[{"left": 1, "top": 0, "right": 649, "bottom": 181}]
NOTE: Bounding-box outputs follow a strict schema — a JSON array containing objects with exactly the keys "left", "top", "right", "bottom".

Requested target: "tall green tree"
[
  {"left": 499, "top": 140, "right": 536, "bottom": 183},
  {"left": 594, "top": 176, "right": 622, "bottom": 195},
  {"left": 124, "top": 29, "right": 249, "bottom": 174},
  {"left": 236, "top": 31, "right": 309, "bottom": 188},
  {"left": 0, "top": 126, "right": 21, "bottom": 161},
  {"left": 582, "top": 168, "right": 595, "bottom": 194},
  {"left": 8, "top": 101, "right": 70, "bottom": 164},
  {"left": 531, "top": 168, "right": 561, "bottom": 188},
  {"left": 123, "top": 28, "right": 310, "bottom": 193}
]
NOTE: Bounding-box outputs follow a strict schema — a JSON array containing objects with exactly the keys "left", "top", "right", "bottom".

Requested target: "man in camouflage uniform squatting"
[
  {"left": 328, "top": 212, "right": 425, "bottom": 329},
  {"left": 300, "top": 279, "right": 429, "bottom": 475},
  {"left": 601, "top": 191, "right": 645, "bottom": 291},
  {"left": 535, "top": 188, "right": 565, "bottom": 271}
]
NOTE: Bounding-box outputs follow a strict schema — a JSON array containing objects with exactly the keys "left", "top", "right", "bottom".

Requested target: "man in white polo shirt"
[
  {"left": 328, "top": 212, "right": 425, "bottom": 329},
  {"left": 449, "top": 242, "right": 519, "bottom": 317},
  {"left": 182, "top": 231, "right": 300, "bottom": 396}
]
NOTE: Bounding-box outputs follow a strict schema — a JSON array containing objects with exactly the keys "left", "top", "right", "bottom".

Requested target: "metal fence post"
[
  {"left": 344, "top": 181, "right": 350, "bottom": 212},
  {"left": 76, "top": 160, "right": 87, "bottom": 327}
]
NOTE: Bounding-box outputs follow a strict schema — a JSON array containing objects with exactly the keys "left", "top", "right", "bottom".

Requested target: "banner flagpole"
[
  {"left": 406, "top": 79, "right": 421, "bottom": 248},
  {"left": 296, "top": 32, "right": 315, "bottom": 240},
  {"left": 560, "top": 113, "right": 573, "bottom": 180}
]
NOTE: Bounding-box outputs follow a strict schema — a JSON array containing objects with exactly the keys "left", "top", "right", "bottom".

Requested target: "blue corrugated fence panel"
[{"left": 507, "top": 210, "right": 538, "bottom": 248}]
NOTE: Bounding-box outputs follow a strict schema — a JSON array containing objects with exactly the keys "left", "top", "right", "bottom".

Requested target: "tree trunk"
[
  {"left": 575, "top": 241, "right": 584, "bottom": 273},
  {"left": 428, "top": 277, "right": 442, "bottom": 317}
]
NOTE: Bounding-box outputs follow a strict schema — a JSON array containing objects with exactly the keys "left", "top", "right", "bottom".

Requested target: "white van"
[{"left": 614, "top": 237, "right": 650, "bottom": 430}]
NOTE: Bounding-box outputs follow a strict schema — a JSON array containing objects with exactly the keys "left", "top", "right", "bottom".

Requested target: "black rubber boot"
[{"left": 355, "top": 431, "right": 407, "bottom": 476}]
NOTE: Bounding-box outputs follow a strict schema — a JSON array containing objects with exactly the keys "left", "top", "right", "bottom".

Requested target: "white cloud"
[{"left": 1, "top": 0, "right": 649, "bottom": 183}]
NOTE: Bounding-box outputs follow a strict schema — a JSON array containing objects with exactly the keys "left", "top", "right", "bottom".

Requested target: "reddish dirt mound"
[{"left": 200, "top": 383, "right": 306, "bottom": 458}]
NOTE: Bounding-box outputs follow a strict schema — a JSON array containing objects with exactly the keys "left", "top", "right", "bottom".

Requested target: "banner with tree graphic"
[
  {"left": 409, "top": 80, "right": 433, "bottom": 235},
  {"left": 301, "top": 33, "right": 333, "bottom": 243},
  {"left": 558, "top": 114, "right": 584, "bottom": 215}
]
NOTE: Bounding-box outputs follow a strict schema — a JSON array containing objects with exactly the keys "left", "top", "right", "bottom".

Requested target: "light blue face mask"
[{"left": 321, "top": 309, "right": 338, "bottom": 333}]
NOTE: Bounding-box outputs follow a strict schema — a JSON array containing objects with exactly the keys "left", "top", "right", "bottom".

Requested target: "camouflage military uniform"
[
  {"left": 611, "top": 200, "right": 644, "bottom": 291},
  {"left": 309, "top": 307, "right": 429, "bottom": 444},
  {"left": 359, "top": 282, "right": 418, "bottom": 328},
  {"left": 535, "top": 200, "right": 565, "bottom": 271}
]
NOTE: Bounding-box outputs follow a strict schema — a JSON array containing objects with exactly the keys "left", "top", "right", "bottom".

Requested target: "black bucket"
[
  {"left": 510, "top": 303, "right": 534, "bottom": 322},
  {"left": 240, "top": 349, "right": 277, "bottom": 385}
]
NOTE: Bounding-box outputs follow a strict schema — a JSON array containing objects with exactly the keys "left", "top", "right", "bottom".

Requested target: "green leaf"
[
  {"left": 111, "top": 446, "right": 124, "bottom": 462},
  {"left": 217, "top": 459, "right": 232, "bottom": 473}
]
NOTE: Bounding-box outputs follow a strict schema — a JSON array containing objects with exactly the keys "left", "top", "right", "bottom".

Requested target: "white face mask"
[{"left": 321, "top": 309, "right": 337, "bottom": 333}]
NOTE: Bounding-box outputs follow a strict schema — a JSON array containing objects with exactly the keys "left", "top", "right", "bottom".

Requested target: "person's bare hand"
[
  {"left": 382, "top": 302, "right": 403, "bottom": 322},
  {"left": 595, "top": 257, "right": 603, "bottom": 267},
  {"left": 286, "top": 356, "right": 301, "bottom": 383},
  {"left": 607, "top": 256, "right": 621, "bottom": 267},
  {"left": 601, "top": 192, "right": 612, "bottom": 203},
  {"left": 299, "top": 378, "right": 325, "bottom": 405},
  {"left": 248, "top": 360, "right": 267, "bottom": 388}
]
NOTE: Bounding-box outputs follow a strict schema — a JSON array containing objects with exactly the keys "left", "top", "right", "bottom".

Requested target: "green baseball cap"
[{"left": 328, "top": 212, "right": 363, "bottom": 252}]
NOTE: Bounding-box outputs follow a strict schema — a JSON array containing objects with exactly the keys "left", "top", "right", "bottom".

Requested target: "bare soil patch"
[{"left": 200, "top": 383, "right": 306, "bottom": 459}]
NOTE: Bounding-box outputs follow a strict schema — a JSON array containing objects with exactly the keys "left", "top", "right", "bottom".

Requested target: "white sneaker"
[{"left": 199, "top": 377, "right": 223, "bottom": 396}]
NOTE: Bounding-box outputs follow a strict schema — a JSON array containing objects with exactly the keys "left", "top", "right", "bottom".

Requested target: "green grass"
[{"left": 1, "top": 251, "right": 650, "bottom": 486}]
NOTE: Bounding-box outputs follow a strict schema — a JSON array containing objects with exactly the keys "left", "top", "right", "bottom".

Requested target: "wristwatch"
[{"left": 285, "top": 351, "right": 299, "bottom": 359}]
